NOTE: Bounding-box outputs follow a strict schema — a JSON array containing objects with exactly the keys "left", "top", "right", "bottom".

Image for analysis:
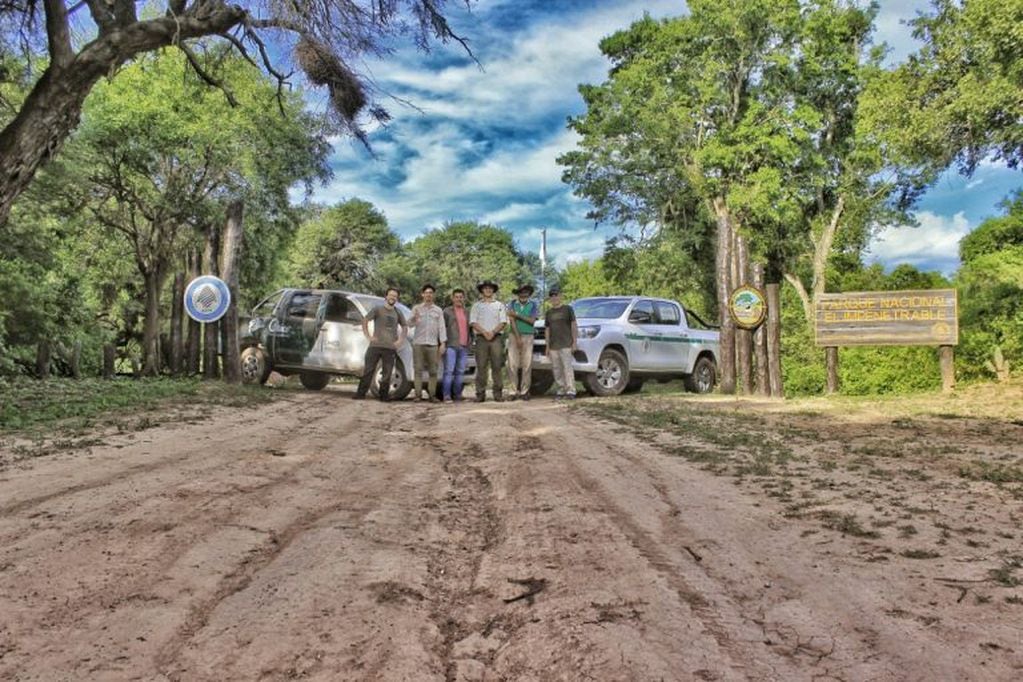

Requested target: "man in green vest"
[{"left": 506, "top": 283, "right": 539, "bottom": 400}]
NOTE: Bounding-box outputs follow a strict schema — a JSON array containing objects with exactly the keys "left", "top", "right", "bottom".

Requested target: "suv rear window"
[{"left": 654, "top": 301, "right": 681, "bottom": 325}]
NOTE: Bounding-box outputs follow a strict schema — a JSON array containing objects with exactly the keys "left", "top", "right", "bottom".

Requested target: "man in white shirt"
[{"left": 469, "top": 280, "right": 506, "bottom": 402}]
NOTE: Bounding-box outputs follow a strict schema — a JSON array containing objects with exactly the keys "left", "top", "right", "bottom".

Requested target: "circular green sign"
[{"left": 729, "top": 286, "right": 767, "bottom": 329}]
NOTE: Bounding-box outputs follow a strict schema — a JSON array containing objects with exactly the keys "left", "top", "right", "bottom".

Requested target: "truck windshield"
[{"left": 572, "top": 299, "right": 631, "bottom": 319}]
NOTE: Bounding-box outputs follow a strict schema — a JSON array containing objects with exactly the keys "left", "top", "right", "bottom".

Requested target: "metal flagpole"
[{"left": 540, "top": 227, "right": 547, "bottom": 301}]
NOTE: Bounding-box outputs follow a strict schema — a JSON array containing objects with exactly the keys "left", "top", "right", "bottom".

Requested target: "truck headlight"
[{"left": 578, "top": 325, "right": 600, "bottom": 339}]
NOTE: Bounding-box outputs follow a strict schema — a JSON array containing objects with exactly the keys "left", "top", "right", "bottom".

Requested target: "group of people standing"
[{"left": 352, "top": 280, "right": 578, "bottom": 403}]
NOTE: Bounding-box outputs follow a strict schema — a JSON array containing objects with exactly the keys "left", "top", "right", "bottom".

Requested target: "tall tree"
[
  {"left": 0, "top": 0, "right": 474, "bottom": 225},
  {"left": 379, "top": 221, "right": 536, "bottom": 302},
  {"left": 63, "top": 49, "right": 328, "bottom": 375},
  {"left": 561, "top": 1, "right": 924, "bottom": 393},
  {"left": 865, "top": 0, "right": 1023, "bottom": 175},
  {"left": 286, "top": 200, "right": 400, "bottom": 291}
]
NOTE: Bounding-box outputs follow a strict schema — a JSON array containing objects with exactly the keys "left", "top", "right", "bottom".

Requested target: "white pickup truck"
[{"left": 531, "top": 295, "right": 720, "bottom": 396}]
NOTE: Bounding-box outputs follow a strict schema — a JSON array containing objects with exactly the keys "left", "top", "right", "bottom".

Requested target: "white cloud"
[{"left": 867, "top": 211, "right": 972, "bottom": 274}]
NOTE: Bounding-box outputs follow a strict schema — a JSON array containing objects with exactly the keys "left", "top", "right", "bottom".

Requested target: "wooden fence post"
[
  {"left": 825, "top": 346, "right": 839, "bottom": 394},
  {"left": 940, "top": 345, "right": 955, "bottom": 393}
]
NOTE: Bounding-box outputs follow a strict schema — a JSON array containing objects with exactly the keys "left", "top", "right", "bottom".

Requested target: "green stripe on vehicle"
[{"left": 624, "top": 333, "right": 719, "bottom": 344}]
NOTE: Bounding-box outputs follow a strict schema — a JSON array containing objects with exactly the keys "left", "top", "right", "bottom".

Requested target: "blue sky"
[{"left": 309, "top": 0, "right": 1020, "bottom": 277}]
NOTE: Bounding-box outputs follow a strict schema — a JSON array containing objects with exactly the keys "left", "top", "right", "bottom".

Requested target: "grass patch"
[
  {"left": 901, "top": 549, "right": 941, "bottom": 559},
  {"left": 989, "top": 556, "right": 1023, "bottom": 587},
  {"left": 817, "top": 511, "right": 881, "bottom": 539},
  {"left": 958, "top": 462, "right": 1023, "bottom": 484},
  {"left": 0, "top": 377, "right": 280, "bottom": 434}
]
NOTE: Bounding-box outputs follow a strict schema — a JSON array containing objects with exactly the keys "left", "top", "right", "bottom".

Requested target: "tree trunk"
[
  {"left": 170, "top": 271, "right": 185, "bottom": 376},
  {"left": 141, "top": 267, "right": 165, "bottom": 377},
  {"left": 36, "top": 341, "right": 51, "bottom": 380},
  {"left": 186, "top": 249, "right": 202, "bottom": 375},
  {"left": 219, "top": 201, "right": 244, "bottom": 384},
  {"left": 71, "top": 340, "right": 82, "bottom": 380},
  {"left": 712, "top": 197, "right": 736, "bottom": 394},
  {"left": 203, "top": 224, "right": 221, "bottom": 379},
  {"left": 102, "top": 343, "right": 116, "bottom": 379},
  {"left": 752, "top": 263, "right": 769, "bottom": 396},
  {"left": 734, "top": 234, "right": 752, "bottom": 395},
  {"left": 766, "top": 282, "right": 783, "bottom": 397},
  {"left": 0, "top": 8, "right": 248, "bottom": 226}
]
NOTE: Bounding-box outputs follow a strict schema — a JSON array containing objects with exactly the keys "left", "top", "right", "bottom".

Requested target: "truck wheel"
[
  {"left": 684, "top": 356, "right": 716, "bottom": 394},
  {"left": 240, "top": 347, "right": 271, "bottom": 385},
  {"left": 371, "top": 359, "right": 411, "bottom": 400},
  {"left": 584, "top": 349, "right": 629, "bottom": 396},
  {"left": 530, "top": 371, "right": 555, "bottom": 396},
  {"left": 299, "top": 371, "right": 330, "bottom": 390}
]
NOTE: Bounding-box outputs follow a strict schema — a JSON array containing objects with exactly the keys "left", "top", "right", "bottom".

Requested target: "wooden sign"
[
  {"left": 815, "top": 289, "right": 958, "bottom": 347},
  {"left": 729, "top": 285, "right": 767, "bottom": 329}
]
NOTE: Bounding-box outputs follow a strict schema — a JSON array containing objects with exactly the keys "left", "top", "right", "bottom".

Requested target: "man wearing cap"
[
  {"left": 469, "top": 280, "right": 506, "bottom": 402},
  {"left": 506, "top": 283, "right": 539, "bottom": 400},
  {"left": 408, "top": 283, "right": 446, "bottom": 402},
  {"left": 544, "top": 287, "right": 577, "bottom": 400}
]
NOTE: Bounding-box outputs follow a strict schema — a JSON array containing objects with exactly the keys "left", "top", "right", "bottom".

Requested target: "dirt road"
[{"left": 1, "top": 387, "right": 1021, "bottom": 681}]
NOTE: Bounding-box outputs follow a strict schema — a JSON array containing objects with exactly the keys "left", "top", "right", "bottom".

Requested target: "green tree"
[
  {"left": 60, "top": 50, "right": 329, "bottom": 375},
  {"left": 955, "top": 193, "right": 1023, "bottom": 379},
  {"left": 286, "top": 200, "right": 399, "bottom": 291},
  {"left": 0, "top": 0, "right": 473, "bottom": 226},
  {"left": 866, "top": 0, "right": 1023, "bottom": 174},
  {"left": 561, "top": 1, "right": 915, "bottom": 393},
  {"left": 379, "top": 222, "right": 536, "bottom": 303}
]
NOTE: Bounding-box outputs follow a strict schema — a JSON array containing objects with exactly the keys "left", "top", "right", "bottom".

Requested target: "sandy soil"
[{"left": 1, "top": 385, "right": 1021, "bottom": 681}]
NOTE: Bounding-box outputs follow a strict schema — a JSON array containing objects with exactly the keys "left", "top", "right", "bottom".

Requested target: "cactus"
[{"left": 984, "top": 346, "right": 1011, "bottom": 382}]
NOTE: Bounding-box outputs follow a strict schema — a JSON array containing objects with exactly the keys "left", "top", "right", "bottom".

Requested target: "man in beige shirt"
[{"left": 408, "top": 283, "right": 446, "bottom": 402}]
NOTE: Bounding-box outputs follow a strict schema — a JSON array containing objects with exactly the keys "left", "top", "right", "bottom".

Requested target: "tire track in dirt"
[
  {"left": 0, "top": 395, "right": 339, "bottom": 518},
  {"left": 512, "top": 405, "right": 794, "bottom": 680},
  {"left": 0, "top": 393, "right": 376, "bottom": 680}
]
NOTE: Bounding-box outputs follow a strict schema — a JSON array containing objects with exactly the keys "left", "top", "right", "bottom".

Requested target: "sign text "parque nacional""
[{"left": 815, "top": 289, "right": 958, "bottom": 347}]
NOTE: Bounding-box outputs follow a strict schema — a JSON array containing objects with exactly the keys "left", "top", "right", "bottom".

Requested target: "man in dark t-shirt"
[
  {"left": 544, "top": 287, "right": 577, "bottom": 399},
  {"left": 354, "top": 287, "right": 408, "bottom": 401}
]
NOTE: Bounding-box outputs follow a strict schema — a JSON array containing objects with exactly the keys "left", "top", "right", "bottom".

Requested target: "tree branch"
[
  {"left": 783, "top": 272, "right": 814, "bottom": 323},
  {"left": 178, "top": 42, "right": 239, "bottom": 107},
  {"left": 42, "top": 0, "right": 73, "bottom": 66},
  {"left": 811, "top": 195, "right": 845, "bottom": 301}
]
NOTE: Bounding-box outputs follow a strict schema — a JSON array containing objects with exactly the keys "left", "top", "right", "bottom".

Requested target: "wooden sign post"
[{"left": 814, "top": 289, "right": 959, "bottom": 394}]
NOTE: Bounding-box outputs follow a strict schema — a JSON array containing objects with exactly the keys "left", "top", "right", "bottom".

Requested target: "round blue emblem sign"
[{"left": 184, "top": 275, "right": 231, "bottom": 323}]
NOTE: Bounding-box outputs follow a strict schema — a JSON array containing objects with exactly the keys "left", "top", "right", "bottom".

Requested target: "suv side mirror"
[{"left": 628, "top": 310, "right": 652, "bottom": 324}]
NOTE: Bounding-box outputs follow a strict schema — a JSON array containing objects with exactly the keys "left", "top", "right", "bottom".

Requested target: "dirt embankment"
[{"left": 1, "top": 386, "right": 1021, "bottom": 680}]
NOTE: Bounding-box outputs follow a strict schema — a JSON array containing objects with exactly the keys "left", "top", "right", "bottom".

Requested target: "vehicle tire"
[
  {"left": 530, "top": 371, "right": 555, "bottom": 396},
  {"left": 623, "top": 377, "right": 645, "bottom": 394},
  {"left": 684, "top": 355, "right": 717, "bottom": 394},
  {"left": 583, "top": 348, "right": 630, "bottom": 396},
  {"left": 299, "top": 371, "right": 331, "bottom": 390},
  {"left": 370, "top": 359, "right": 412, "bottom": 400},
  {"left": 240, "top": 347, "right": 271, "bottom": 385}
]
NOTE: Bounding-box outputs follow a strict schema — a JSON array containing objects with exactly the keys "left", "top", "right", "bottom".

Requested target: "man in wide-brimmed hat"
[
  {"left": 506, "top": 283, "right": 539, "bottom": 400},
  {"left": 469, "top": 280, "right": 506, "bottom": 402}
]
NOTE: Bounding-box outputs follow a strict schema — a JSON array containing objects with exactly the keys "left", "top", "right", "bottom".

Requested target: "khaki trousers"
[
  {"left": 550, "top": 348, "right": 576, "bottom": 396},
  {"left": 474, "top": 336, "right": 504, "bottom": 398},
  {"left": 413, "top": 344, "right": 440, "bottom": 398},
  {"left": 506, "top": 335, "right": 533, "bottom": 396}
]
